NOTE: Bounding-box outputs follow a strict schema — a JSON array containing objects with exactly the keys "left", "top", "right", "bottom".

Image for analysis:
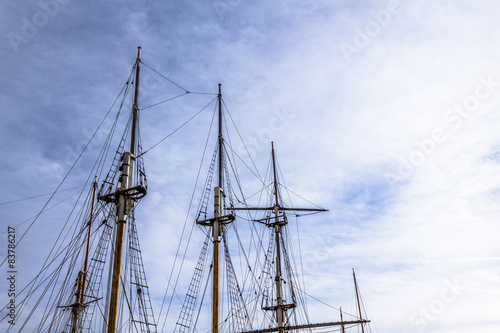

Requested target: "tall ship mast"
[
  {"left": 98, "top": 47, "right": 150, "bottom": 333},
  {"left": 0, "top": 49, "right": 372, "bottom": 333},
  {"left": 232, "top": 143, "right": 370, "bottom": 333},
  {"left": 172, "top": 81, "right": 371, "bottom": 332},
  {"left": 1, "top": 47, "right": 155, "bottom": 333},
  {"left": 194, "top": 84, "right": 236, "bottom": 333}
]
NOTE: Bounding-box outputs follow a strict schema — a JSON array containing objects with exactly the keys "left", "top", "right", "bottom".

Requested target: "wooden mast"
[
  {"left": 271, "top": 142, "right": 286, "bottom": 333},
  {"left": 234, "top": 143, "right": 327, "bottom": 333},
  {"left": 194, "top": 84, "right": 237, "bottom": 332},
  {"left": 107, "top": 47, "right": 142, "bottom": 333},
  {"left": 340, "top": 307, "right": 346, "bottom": 333},
  {"left": 70, "top": 177, "right": 98, "bottom": 333},
  {"left": 212, "top": 83, "right": 223, "bottom": 333},
  {"left": 81, "top": 176, "right": 98, "bottom": 303},
  {"left": 353, "top": 269, "right": 365, "bottom": 333}
]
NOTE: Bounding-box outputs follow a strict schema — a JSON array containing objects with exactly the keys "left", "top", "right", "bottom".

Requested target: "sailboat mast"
[
  {"left": 130, "top": 47, "right": 141, "bottom": 156},
  {"left": 353, "top": 269, "right": 365, "bottom": 333},
  {"left": 212, "top": 83, "right": 223, "bottom": 333},
  {"left": 340, "top": 307, "right": 346, "bottom": 333},
  {"left": 234, "top": 143, "right": 331, "bottom": 333},
  {"left": 271, "top": 143, "right": 286, "bottom": 333},
  {"left": 107, "top": 46, "right": 141, "bottom": 333},
  {"left": 218, "top": 84, "right": 223, "bottom": 192},
  {"left": 81, "top": 176, "right": 98, "bottom": 302},
  {"left": 271, "top": 142, "right": 279, "bottom": 211},
  {"left": 69, "top": 176, "right": 97, "bottom": 333}
]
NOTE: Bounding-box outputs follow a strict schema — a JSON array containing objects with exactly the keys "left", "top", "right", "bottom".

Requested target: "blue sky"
[{"left": 1, "top": 0, "right": 500, "bottom": 332}]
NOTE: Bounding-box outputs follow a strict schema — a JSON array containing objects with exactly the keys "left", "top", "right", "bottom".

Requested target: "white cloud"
[{"left": 2, "top": 1, "right": 500, "bottom": 332}]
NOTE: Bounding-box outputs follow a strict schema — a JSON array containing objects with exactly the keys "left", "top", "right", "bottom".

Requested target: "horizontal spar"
[
  {"left": 232, "top": 207, "right": 328, "bottom": 212},
  {"left": 241, "top": 319, "right": 371, "bottom": 333}
]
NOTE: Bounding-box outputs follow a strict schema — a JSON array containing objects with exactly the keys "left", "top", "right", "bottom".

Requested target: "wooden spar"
[
  {"left": 70, "top": 272, "right": 84, "bottom": 333},
  {"left": 217, "top": 85, "right": 223, "bottom": 217},
  {"left": 212, "top": 233, "right": 220, "bottom": 333},
  {"left": 232, "top": 207, "right": 327, "bottom": 212},
  {"left": 271, "top": 142, "right": 279, "bottom": 219},
  {"left": 81, "top": 176, "right": 98, "bottom": 303},
  {"left": 130, "top": 46, "right": 141, "bottom": 156},
  {"left": 107, "top": 47, "right": 141, "bottom": 333},
  {"left": 241, "top": 319, "right": 371, "bottom": 333},
  {"left": 274, "top": 224, "right": 284, "bottom": 333},
  {"left": 353, "top": 269, "right": 365, "bottom": 333},
  {"left": 340, "top": 307, "right": 345, "bottom": 333},
  {"left": 212, "top": 83, "right": 223, "bottom": 333},
  {"left": 70, "top": 176, "right": 98, "bottom": 333},
  {"left": 272, "top": 143, "right": 285, "bottom": 333}
]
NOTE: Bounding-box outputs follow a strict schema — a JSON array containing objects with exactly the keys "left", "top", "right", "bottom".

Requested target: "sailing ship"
[{"left": 1, "top": 48, "right": 371, "bottom": 333}]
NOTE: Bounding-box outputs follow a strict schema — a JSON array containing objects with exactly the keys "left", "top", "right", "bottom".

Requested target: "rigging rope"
[
  {"left": 223, "top": 100, "right": 263, "bottom": 183},
  {"left": 138, "top": 96, "right": 217, "bottom": 158},
  {"left": 140, "top": 61, "right": 189, "bottom": 93},
  {"left": 141, "top": 61, "right": 218, "bottom": 97},
  {"left": 0, "top": 73, "right": 133, "bottom": 270},
  {"left": 2, "top": 66, "right": 136, "bottom": 332},
  {"left": 141, "top": 92, "right": 189, "bottom": 110},
  {"left": 157, "top": 100, "right": 218, "bottom": 332},
  {"left": 0, "top": 189, "right": 85, "bottom": 236},
  {"left": 0, "top": 184, "right": 88, "bottom": 206}
]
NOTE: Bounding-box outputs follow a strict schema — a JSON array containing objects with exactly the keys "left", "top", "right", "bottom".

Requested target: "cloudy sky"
[{"left": 1, "top": 0, "right": 500, "bottom": 332}]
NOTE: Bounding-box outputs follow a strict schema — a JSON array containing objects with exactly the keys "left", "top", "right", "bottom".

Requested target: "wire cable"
[{"left": 138, "top": 96, "right": 217, "bottom": 158}]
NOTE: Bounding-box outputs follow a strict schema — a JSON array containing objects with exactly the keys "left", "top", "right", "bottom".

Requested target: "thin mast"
[
  {"left": 213, "top": 83, "right": 223, "bottom": 333},
  {"left": 271, "top": 142, "right": 279, "bottom": 209},
  {"left": 107, "top": 47, "right": 141, "bottom": 333},
  {"left": 70, "top": 177, "right": 98, "bottom": 333},
  {"left": 353, "top": 269, "right": 365, "bottom": 333},
  {"left": 81, "top": 175, "right": 98, "bottom": 302},
  {"left": 271, "top": 142, "right": 286, "bottom": 333},
  {"left": 218, "top": 83, "right": 223, "bottom": 191},
  {"left": 233, "top": 143, "right": 327, "bottom": 333},
  {"left": 340, "top": 307, "right": 345, "bottom": 333},
  {"left": 130, "top": 47, "right": 141, "bottom": 155}
]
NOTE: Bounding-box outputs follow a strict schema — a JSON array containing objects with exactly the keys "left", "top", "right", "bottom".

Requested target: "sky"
[{"left": 1, "top": 0, "right": 500, "bottom": 332}]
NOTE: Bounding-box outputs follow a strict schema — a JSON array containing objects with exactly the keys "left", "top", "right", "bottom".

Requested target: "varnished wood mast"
[
  {"left": 196, "top": 84, "right": 237, "bottom": 333},
  {"left": 69, "top": 177, "right": 97, "bottom": 333},
  {"left": 213, "top": 83, "right": 223, "bottom": 333},
  {"left": 107, "top": 46, "right": 142, "bottom": 333}
]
